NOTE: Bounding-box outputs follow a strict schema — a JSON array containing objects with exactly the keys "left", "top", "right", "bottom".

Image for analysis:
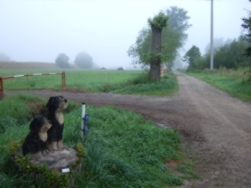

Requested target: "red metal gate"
[{"left": 0, "top": 71, "right": 66, "bottom": 99}]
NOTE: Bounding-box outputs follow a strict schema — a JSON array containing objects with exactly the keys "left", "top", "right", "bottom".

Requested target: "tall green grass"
[
  {"left": 109, "top": 71, "right": 178, "bottom": 96},
  {"left": 0, "top": 94, "right": 47, "bottom": 133},
  {"left": 0, "top": 94, "right": 196, "bottom": 187},
  {"left": 187, "top": 67, "right": 251, "bottom": 102}
]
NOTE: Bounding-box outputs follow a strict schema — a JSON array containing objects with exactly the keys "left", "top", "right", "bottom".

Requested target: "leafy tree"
[
  {"left": 148, "top": 11, "right": 169, "bottom": 80},
  {"left": 161, "top": 27, "right": 184, "bottom": 68},
  {"left": 55, "top": 53, "right": 70, "bottom": 68},
  {"left": 128, "top": 6, "right": 191, "bottom": 69},
  {"left": 0, "top": 52, "right": 11, "bottom": 61},
  {"left": 74, "top": 52, "right": 93, "bottom": 69},
  {"left": 187, "top": 39, "right": 249, "bottom": 71},
  {"left": 194, "top": 55, "right": 208, "bottom": 70},
  {"left": 213, "top": 39, "right": 249, "bottom": 69},
  {"left": 241, "top": 11, "right": 251, "bottom": 58},
  {"left": 127, "top": 27, "right": 151, "bottom": 67},
  {"left": 166, "top": 6, "right": 191, "bottom": 42},
  {"left": 184, "top": 46, "right": 201, "bottom": 70}
]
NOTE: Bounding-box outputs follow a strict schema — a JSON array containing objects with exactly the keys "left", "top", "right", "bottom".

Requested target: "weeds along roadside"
[
  {"left": 0, "top": 94, "right": 196, "bottom": 187},
  {"left": 186, "top": 67, "right": 251, "bottom": 103},
  {"left": 100, "top": 71, "right": 179, "bottom": 96}
]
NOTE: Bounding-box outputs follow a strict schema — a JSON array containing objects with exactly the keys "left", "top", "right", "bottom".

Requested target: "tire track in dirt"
[{"left": 8, "top": 72, "right": 251, "bottom": 187}]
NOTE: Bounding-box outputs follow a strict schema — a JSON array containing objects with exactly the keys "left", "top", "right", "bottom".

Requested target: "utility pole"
[{"left": 210, "top": 0, "right": 214, "bottom": 70}]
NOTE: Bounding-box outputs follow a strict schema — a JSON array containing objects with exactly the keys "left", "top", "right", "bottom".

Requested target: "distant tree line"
[
  {"left": 185, "top": 11, "right": 251, "bottom": 71},
  {"left": 0, "top": 51, "right": 94, "bottom": 70},
  {"left": 55, "top": 51, "right": 94, "bottom": 69},
  {"left": 184, "top": 38, "right": 250, "bottom": 71}
]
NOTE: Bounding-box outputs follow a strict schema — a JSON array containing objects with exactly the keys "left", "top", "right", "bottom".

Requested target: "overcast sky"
[{"left": 0, "top": 0, "right": 250, "bottom": 69}]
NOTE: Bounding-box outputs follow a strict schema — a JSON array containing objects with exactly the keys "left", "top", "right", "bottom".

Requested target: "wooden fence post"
[
  {"left": 62, "top": 72, "right": 66, "bottom": 88},
  {"left": 0, "top": 77, "right": 3, "bottom": 99}
]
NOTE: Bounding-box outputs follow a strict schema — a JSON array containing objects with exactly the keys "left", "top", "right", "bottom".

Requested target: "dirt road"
[{"left": 11, "top": 73, "right": 251, "bottom": 187}]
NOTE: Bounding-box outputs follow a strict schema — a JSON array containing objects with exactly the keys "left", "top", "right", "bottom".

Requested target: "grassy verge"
[
  {"left": 186, "top": 68, "right": 251, "bottom": 102},
  {"left": 0, "top": 70, "right": 178, "bottom": 97},
  {"left": 0, "top": 94, "right": 196, "bottom": 187},
  {"left": 102, "top": 71, "right": 178, "bottom": 96}
]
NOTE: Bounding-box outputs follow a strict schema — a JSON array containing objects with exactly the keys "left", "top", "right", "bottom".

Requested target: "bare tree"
[{"left": 148, "top": 12, "right": 168, "bottom": 80}]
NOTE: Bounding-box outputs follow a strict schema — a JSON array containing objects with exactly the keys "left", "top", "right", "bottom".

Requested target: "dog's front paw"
[
  {"left": 57, "top": 140, "right": 66, "bottom": 151},
  {"left": 48, "top": 142, "right": 58, "bottom": 151},
  {"left": 43, "top": 149, "right": 50, "bottom": 154}
]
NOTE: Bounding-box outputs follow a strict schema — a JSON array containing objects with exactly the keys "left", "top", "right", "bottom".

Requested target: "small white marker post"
[
  {"left": 81, "top": 103, "right": 86, "bottom": 138},
  {"left": 62, "top": 168, "right": 70, "bottom": 173}
]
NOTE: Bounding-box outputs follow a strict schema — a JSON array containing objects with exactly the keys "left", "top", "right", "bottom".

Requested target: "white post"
[
  {"left": 81, "top": 103, "right": 86, "bottom": 138},
  {"left": 210, "top": 0, "right": 214, "bottom": 70}
]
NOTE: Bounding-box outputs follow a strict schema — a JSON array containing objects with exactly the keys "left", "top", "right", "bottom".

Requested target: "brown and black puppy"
[
  {"left": 46, "top": 96, "right": 68, "bottom": 151},
  {"left": 22, "top": 117, "right": 52, "bottom": 156}
]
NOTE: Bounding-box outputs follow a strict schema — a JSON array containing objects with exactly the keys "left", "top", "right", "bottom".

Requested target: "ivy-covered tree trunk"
[{"left": 150, "top": 25, "right": 162, "bottom": 81}]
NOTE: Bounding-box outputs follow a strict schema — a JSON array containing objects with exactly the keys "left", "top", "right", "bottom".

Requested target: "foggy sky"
[{"left": 0, "top": 0, "right": 250, "bottom": 69}]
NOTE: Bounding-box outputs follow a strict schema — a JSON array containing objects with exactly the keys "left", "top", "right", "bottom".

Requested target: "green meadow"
[{"left": 0, "top": 70, "right": 140, "bottom": 90}]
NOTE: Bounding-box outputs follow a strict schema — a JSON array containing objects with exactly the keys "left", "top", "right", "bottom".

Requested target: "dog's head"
[
  {"left": 46, "top": 96, "right": 68, "bottom": 112},
  {"left": 29, "top": 117, "right": 52, "bottom": 133}
]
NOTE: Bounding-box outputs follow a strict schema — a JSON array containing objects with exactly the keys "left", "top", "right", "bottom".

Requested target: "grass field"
[
  {"left": 0, "top": 94, "right": 196, "bottom": 187},
  {"left": 187, "top": 68, "right": 251, "bottom": 102},
  {"left": 0, "top": 69, "right": 178, "bottom": 96}
]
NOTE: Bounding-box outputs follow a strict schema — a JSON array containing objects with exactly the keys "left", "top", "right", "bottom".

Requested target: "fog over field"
[{"left": 0, "top": 0, "right": 250, "bottom": 69}]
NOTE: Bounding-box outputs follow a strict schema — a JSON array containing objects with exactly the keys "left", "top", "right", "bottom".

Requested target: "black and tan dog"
[
  {"left": 46, "top": 96, "right": 68, "bottom": 151},
  {"left": 22, "top": 117, "right": 52, "bottom": 156}
]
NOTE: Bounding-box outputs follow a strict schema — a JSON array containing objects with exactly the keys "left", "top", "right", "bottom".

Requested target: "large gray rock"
[{"left": 29, "top": 147, "right": 79, "bottom": 172}]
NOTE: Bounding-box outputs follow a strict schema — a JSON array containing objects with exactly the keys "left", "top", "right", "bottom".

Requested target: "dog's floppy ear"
[{"left": 46, "top": 97, "right": 55, "bottom": 108}]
